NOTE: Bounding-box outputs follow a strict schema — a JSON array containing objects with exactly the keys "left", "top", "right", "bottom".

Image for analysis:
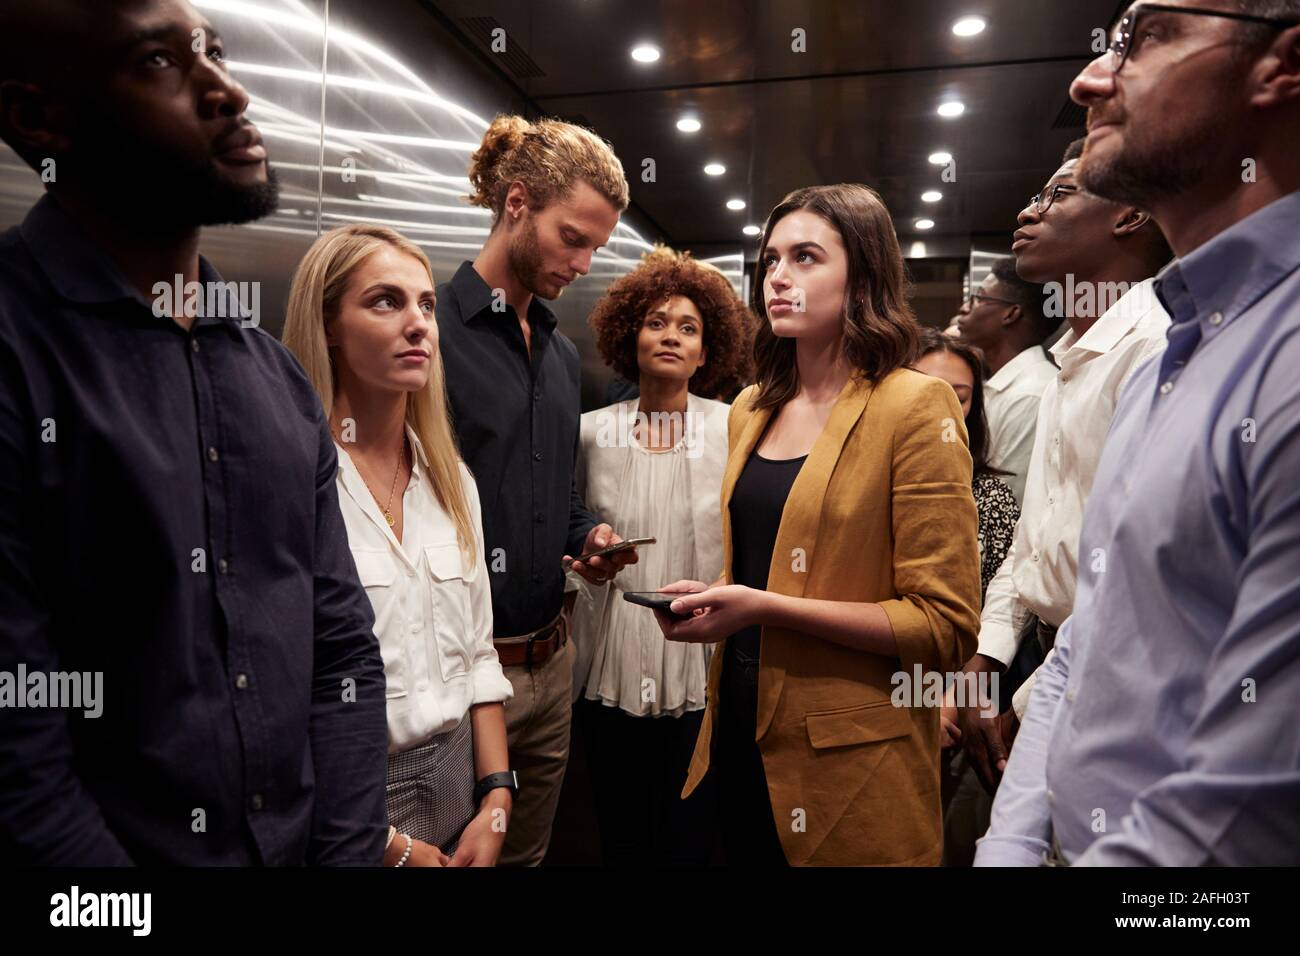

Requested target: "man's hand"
[
  {"left": 564, "top": 523, "right": 638, "bottom": 586},
  {"left": 651, "top": 582, "right": 767, "bottom": 645},
  {"left": 956, "top": 654, "right": 1011, "bottom": 794},
  {"left": 446, "top": 792, "right": 510, "bottom": 867}
]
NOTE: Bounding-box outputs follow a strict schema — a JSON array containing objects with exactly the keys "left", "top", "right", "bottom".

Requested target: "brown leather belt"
[{"left": 493, "top": 613, "right": 567, "bottom": 669}]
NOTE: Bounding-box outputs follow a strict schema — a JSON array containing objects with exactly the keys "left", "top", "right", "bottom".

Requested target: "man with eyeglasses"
[
  {"left": 945, "top": 139, "right": 1173, "bottom": 864},
  {"left": 955, "top": 259, "right": 1058, "bottom": 506},
  {"left": 977, "top": 0, "right": 1300, "bottom": 866}
]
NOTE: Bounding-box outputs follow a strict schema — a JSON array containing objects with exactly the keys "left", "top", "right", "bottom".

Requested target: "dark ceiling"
[{"left": 424, "top": 0, "right": 1128, "bottom": 257}]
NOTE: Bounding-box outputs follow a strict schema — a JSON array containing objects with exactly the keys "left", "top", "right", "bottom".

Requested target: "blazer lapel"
[{"left": 755, "top": 374, "right": 874, "bottom": 740}]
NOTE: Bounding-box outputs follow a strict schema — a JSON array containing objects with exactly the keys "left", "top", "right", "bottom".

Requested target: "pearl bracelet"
[{"left": 393, "top": 832, "right": 414, "bottom": 868}]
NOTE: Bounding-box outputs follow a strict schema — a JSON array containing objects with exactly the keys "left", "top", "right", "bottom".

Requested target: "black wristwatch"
[{"left": 474, "top": 770, "right": 519, "bottom": 804}]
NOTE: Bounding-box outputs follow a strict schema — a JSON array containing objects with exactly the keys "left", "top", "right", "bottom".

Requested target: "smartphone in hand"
[
  {"left": 563, "top": 536, "right": 655, "bottom": 570},
  {"left": 622, "top": 590, "right": 694, "bottom": 620}
]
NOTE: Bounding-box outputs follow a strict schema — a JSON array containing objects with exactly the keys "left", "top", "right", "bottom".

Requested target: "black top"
[
  {"left": 727, "top": 450, "right": 808, "bottom": 659},
  {"left": 0, "top": 195, "right": 388, "bottom": 865},
  {"left": 435, "top": 261, "right": 597, "bottom": 636}
]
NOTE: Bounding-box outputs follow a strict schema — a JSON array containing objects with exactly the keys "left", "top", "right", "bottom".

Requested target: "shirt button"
[
  {"left": 533, "top": 451, "right": 542, "bottom": 461},
  {"left": 207, "top": 446, "right": 220, "bottom": 462},
  {"left": 409, "top": 621, "right": 420, "bottom": 634},
  {"left": 416, "top": 678, "right": 428, "bottom": 691},
  {"left": 250, "top": 793, "right": 264, "bottom": 811},
  {"left": 1046, "top": 790, "right": 1054, "bottom": 803},
  {"left": 533, "top": 389, "right": 541, "bottom": 401},
  {"left": 234, "top": 673, "right": 249, "bottom": 690},
  {"left": 1031, "top": 550, "right": 1040, "bottom": 562},
  {"left": 1208, "top": 311, "right": 1223, "bottom": 326},
  {"left": 533, "top": 572, "right": 543, "bottom": 583},
  {"left": 191, "top": 339, "right": 200, "bottom": 354},
  {"left": 218, "top": 558, "right": 230, "bottom": 574},
  {"left": 1160, "top": 381, "right": 1174, "bottom": 395},
  {"left": 535, "top": 512, "right": 544, "bottom": 524},
  {"left": 1066, "top": 688, "right": 1076, "bottom": 702}
]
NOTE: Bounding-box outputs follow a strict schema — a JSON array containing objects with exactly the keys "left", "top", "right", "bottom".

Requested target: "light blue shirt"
[{"left": 975, "top": 188, "right": 1300, "bottom": 866}]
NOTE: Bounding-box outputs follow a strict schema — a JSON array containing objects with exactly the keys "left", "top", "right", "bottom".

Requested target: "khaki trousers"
[{"left": 498, "top": 637, "right": 573, "bottom": 866}]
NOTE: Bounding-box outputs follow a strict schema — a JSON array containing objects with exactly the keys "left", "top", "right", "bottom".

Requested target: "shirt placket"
[{"left": 186, "top": 321, "right": 270, "bottom": 832}]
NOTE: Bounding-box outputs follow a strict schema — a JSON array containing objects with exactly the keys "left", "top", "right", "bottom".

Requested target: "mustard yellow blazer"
[{"left": 682, "top": 368, "right": 981, "bottom": 866}]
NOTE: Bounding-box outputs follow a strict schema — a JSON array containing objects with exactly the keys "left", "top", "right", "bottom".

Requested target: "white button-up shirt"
[
  {"left": 335, "top": 427, "right": 512, "bottom": 753},
  {"left": 984, "top": 345, "right": 1059, "bottom": 505},
  {"left": 978, "top": 280, "right": 1170, "bottom": 714}
]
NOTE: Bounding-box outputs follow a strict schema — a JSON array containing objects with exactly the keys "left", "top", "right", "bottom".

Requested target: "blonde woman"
[{"left": 283, "top": 224, "right": 515, "bottom": 867}]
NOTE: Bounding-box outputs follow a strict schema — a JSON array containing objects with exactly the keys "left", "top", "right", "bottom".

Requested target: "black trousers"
[
  {"left": 716, "top": 641, "right": 788, "bottom": 866},
  {"left": 577, "top": 696, "right": 717, "bottom": 866}
]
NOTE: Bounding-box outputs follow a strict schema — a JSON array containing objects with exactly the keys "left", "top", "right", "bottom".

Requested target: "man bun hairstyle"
[{"left": 467, "top": 114, "right": 630, "bottom": 225}]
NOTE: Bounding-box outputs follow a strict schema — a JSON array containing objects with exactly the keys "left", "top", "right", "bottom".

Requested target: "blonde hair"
[
  {"left": 467, "top": 114, "right": 629, "bottom": 225},
  {"left": 282, "top": 223, "right": 477, "bottom": 563}
]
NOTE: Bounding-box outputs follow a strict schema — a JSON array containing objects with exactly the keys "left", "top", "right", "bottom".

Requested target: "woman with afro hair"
[{"left": 567, "top": 245, "right": 752, "bottom": 865}]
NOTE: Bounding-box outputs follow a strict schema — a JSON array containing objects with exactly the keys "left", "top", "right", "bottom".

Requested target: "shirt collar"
[
  {"left": 19, "top": 193, "right": 247, "bottom": 336},
  {"left": 448, "top": 259, "right": 558, "bottom": 333},
  {"left": 1050, "top": 278, "right": 1159, "bottom": 361},
  {"left": 986, "top": 345, "right": 1049, "bottom": 392},
  {"left": 1154, "top": 188, "right": 1300, "bottom": 332}
]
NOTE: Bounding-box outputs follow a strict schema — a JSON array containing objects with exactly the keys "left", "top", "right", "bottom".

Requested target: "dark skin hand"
[{"left": 956, "top": 653, "right": 1015, "bottom": 794}]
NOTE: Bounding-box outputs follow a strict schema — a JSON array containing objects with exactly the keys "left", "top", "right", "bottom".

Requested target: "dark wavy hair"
[
  {"left": 914, "top": 328, "right": 1007, "bottom": 478},
  {"left": 587, "top": 245, "right": 753, "bottom": 398},
  {"left": 750, "top": 184, "right": 921, "bottom": 411}
]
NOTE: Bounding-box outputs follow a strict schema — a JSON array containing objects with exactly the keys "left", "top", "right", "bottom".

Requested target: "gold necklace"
[{"left": 338, "top": 429, "right": 406, "bottom": 527}]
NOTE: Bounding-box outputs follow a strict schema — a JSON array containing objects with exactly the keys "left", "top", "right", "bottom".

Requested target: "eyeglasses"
[
  {"left": 1108, "top": 2, "right": 1300, "bottom": 74},
  {"left": 964, "top": 292, "right": 1018, "bottom": 309},
  {"left": 1027, "top": 183, "right": 1080, "bottom": 216}
]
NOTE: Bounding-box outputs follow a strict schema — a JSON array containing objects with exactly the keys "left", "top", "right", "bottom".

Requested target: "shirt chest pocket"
[
  {"left": 352, "top": 549, "right": 408, "bottom": 699},
  {"left": 425, "top": 542, "right": 475, "bottom": 682}
]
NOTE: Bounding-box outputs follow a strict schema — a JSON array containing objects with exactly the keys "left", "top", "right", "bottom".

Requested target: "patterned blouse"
[{"left": 972, "top": 470, "right": 1020, "bottom": 605}]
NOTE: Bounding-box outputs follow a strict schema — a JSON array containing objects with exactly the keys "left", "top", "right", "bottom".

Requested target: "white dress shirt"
[
  {"left": 335, "top": 427, "right": 512, "bottom": 753},
  {"left": 984, "top": 345, "right": 1058, "bottom": 505},
  {"left": 978, "top": 280, "right": 1170, "bottom": 716},
  {"left": 567, "top": 394, "right": 728, "bottom": 715}
]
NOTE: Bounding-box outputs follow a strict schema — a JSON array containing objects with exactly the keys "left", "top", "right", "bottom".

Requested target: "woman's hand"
[
  {"left": 384, "top": 833, "right": 449, "bottom": 867},
  {"left": 652, "top": 581, "right": 769, "bottom": 645},
  {"left": 446, "top": 792, "right": 510, "bottom": 867}
]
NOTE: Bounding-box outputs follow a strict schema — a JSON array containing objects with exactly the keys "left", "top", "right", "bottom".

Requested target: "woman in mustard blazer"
[{"left": 653, "top": 184, "right": 981, "bottom": 866}]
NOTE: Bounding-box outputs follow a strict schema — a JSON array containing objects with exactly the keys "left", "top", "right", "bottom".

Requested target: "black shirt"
[
  {"left": 0, "top": 195, "right": 389, "bottom": 865},
  {"left": 435, "top": 261, "right": 597, "bottom": 637},
  {"left": 726, "top": 450, "right": 808, "bottom": 661}
]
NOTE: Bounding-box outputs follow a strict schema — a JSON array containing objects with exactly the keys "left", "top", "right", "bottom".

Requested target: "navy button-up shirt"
[
  {"left": 435, "top": 261, "right": 597, "bottom": 637},
  {"left": 0, "top": 195, "right": 389, "bottom": 865}
]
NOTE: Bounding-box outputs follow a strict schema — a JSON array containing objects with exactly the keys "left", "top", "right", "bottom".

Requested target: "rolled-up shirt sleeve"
[
  {"left": 463, "top": 470, "right": 513, "bottom": 705},
  {"left": 878, "top": 378, "right": 982, "bottom": 677}
]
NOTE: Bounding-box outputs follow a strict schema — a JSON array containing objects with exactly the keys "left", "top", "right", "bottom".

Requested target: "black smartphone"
[
  {"left": 563, "top": 536, "right": 655, "bottom": 569},
  {"left": 622, "top": 590, "right": 694, "bottom": 620}
]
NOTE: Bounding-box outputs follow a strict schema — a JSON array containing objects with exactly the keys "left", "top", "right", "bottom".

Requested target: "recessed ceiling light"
[
  {"left": 726, "top": 198, "right": 746, "bottom": 211},
  {"left": 938, "top": 101, "right": 966, "bottom": 118},
  {"left": 952, "top": 16, "right": 987, "bottom": 37},
  {"left": 915, "top": 218, "right": 936, "bottom": 230},
  {"left": 676, "top": 116, "right": 701, "bottom": 133},
  {"left": 704, "top": 162, "right": 726, "bottom": 176},
  {"left": 929, "top": 151, "right": 954, "bottom": 165},
  {"left": 922, "top": 190, "right": 943, "bottom": 203},
  {"left": 742, "top": 225, "right": 761, "bottom": 236},
  {"left": 631, "top": 44, "right": 661, "bottom": 63}
]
